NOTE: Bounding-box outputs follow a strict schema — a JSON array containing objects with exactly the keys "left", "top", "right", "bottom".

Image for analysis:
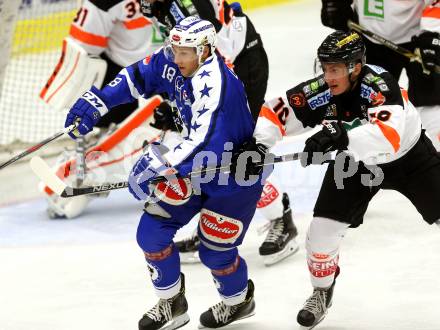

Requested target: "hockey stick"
[
  {"left": 0, "top": 124, "right": 78, "bottom": 171},
  {"left": 30, "top": 152, "right": 310, "bottom": 198},
  {"left": 347, "top": 20, "right": 440, "bottom": 75}
]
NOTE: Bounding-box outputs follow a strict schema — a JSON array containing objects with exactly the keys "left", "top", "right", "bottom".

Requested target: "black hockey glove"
[
  {"left": 302, "top": 121, "right": 348, "bottom": 166},
  {"left": 321, "top": 0, "right": 354, "bottom": 31},
  {"left": 150, "top": 102, "right": 179, "bottom": 132},
  {"left": 230, "top": 138, "right": 271, "bottom": 179},
  {"left": 412, "top": 31, "right": 440, "bottom": 74}
]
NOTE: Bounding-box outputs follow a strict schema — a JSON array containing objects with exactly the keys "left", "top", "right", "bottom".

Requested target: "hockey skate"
[
  {"left": 138, "top": 273, "right": 190, "bottom": 330},
  {"left": 175, "top": 229, "right": 201, "bottom": 263},
  {"left": 297, "top": 268, "right": 339, "bottom": 329},
  {"left": 199, "top": 280, "right": 255, "bottom": 329},
  {"left": 259, "top": 193, "right": 299, "bottom": 266}
]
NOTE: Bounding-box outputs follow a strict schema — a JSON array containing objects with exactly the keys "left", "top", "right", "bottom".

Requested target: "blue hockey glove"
[
  {"left": 128, "top": 143, "right": 191, "bottom": 203},
  {"left": 65, "top": 86, "right": 109, "bottom": 139}
]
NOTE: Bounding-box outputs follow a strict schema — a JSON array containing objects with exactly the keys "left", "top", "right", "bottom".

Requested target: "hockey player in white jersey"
[
  {"left": 321, "top": 0, "right": 440, "bottom": 149},
  {"left": 140, "top": 0, "right": 299, "bottom": 266},
  {"left": 252, "top": 31, "right": 440, "bottom": 328},
  {"left": 40, "top": 0, "right": 165, "bottom": 219},
  {"left": 63, "top": 17, "right": 269, "bottom": 329}
]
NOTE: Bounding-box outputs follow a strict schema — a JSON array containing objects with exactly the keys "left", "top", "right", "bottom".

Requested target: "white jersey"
[
  {"left": 255, "top": 65, "right": 422, "bottom": 165},
  {"left": 354, "top": 0, "right": 440, "bottom": 44},
  {"left": 70, "top": 0, "right": 164, "bottom": 67}
]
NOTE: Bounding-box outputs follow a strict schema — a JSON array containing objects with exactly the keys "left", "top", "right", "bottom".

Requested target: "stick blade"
[{"left": 30, "top": 156, "right": 67, "bottom": 195}]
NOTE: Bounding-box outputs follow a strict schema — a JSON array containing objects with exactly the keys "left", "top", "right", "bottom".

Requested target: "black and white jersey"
[{"left": 254, "top": 65, "right": 422, "bottom": 165}]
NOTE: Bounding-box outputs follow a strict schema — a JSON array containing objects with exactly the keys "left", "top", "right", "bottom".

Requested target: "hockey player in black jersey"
[
  {"left": 252, "top": 30, "right": 440, "bottom": 329},
  {"left": 141, "top": 0, "right": 299, "bottom": 266}
]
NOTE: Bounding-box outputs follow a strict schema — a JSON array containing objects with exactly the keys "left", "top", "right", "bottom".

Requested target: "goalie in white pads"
[{"left": 39, "top": 0, "right": 165, "bottom": 218}]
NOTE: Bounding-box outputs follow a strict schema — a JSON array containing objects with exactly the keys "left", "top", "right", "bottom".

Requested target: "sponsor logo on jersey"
[
  {"left": 366, "top": 64, "right": 386, "bottom": 74},
  {"left": 378, "top": 83, "right": 389, "bottom": 92},
  {"left": 256, "top": 182, "right": 279, "bottom": 208},
  {"left": 325, "top": 104, "right": 337, "bottom": 117},
  {"left": 303, "top": 84, "right": 312, "bottom": 96},
  {"left": 199, "top": 209, "right": 243, "bottom": 244},
  {"left": 371, "top": 91, "right": 386, "bottom": 106},
  {"left": 170, "top": 2, "right": 186, "bottom": 23},
  {"left": 246, "top": 39, "right": 258, "bottom": 49},
  {"left": 233, "top": 19, "right": 243, "bottom": 32},
  {"left": 360, "top": 83, "right": 377, "bottom": 102},
  {"left": 154, "top": 177, "right": 192, "bottom": 206},
  {"left": 310, "top": 81, "right": 319, "bottom": 91},
  {"left": 308, "top": 90, "right": 331, "bottom": 110},
  {"left": 289, "top": 92, "right": 306, "bottom": 108}
]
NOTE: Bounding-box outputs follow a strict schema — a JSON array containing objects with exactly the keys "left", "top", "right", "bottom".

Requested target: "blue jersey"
[{"left": 99, "top": 49, "right": 256, "bottom": 194}]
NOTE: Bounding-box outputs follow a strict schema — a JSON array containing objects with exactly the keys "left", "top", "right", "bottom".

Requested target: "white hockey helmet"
[{"left": 165, "top": 16, "right": 217, "bottom": 64}]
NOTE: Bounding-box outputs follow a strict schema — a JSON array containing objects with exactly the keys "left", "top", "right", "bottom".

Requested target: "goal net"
[{"left": 0, "top": 0, "right": 78, "bottom": 150}]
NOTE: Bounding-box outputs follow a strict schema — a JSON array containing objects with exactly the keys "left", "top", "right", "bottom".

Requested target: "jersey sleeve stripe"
[
  {"left": 374, "top": 120, "right": 401, "bottom": 152},
  {"left": 259, "top": 106, "right": 286, "bottom": 136},
  {"left": 121, "top": 69, "right": 142, "bottom": 99},
  {"left": 123, "top": 17, "right": 152, "bottom": 30},
  {"left": 400, "top": 88, "right": 409, "bottom": 103},
  {"left": 69, "top": 24, "right": 108, "bottom": 48},
  {"left": 422, "top": 6, "right": 440, "bottom": 19}
]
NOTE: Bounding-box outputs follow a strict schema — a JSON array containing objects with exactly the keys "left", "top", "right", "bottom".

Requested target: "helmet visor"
[
  {"left": 314, "top": 58, "right": 350, "bottom": 80},
  {"left": 164, "top": 39, "right": 199, "bottom": 63}
]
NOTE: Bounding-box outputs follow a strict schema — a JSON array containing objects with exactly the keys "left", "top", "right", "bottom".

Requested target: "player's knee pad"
[
  {"left": 306, "top": 217, "right": 349, "bottom": 286},
  {"left": 136, "top": 212, "right": 176, "bottom": 252},
  {"left": 198, "top": 243, "right": 238, "bottom": 270}
]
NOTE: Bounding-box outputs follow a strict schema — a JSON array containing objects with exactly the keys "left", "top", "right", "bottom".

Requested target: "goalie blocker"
[{"left": 40, "top": 37, "right": 107, "bottom": 110}]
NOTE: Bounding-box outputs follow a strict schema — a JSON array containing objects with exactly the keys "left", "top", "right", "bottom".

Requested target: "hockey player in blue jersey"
[{"left": 64, "top": 17, "right": 267, "bottom": 330}]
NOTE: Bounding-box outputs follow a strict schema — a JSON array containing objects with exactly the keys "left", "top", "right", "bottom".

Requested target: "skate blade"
[
  {"left": 162, "top": 313, "right": 190, "bottom": 330},
  {"left": 180, "top": 251, "right": 201, "bottom": 264},
  {"left": 299, "top": 311, "right": 327, "bottom": 330},
  {"left": 198, "top": 311, "right": 256, "bottom": 329},
  {"left": 263, "top": 239, "right": 299, "bottom": 266}
]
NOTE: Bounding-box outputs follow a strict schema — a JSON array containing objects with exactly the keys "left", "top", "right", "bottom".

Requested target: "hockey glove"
[
  {"left": 302, "top": 121, "right": 348, "bottom": 166},
  {"left": 150, "top": 102, "right": 179, "bottom": 132},
  {"left": 230, "top": 138, "right": 272, "bottom": 180},
  {"left": 65, "top": 86, "right": 109, "bottom": 139},
  {"left": 321, "top": 0, "right": 355, "bottom": 31},
  {"left": 412, "top": 31, "right": 440, "bottom": 74},
  {"left": 128, "top": 143, "right": 192, "bottom": 204}
]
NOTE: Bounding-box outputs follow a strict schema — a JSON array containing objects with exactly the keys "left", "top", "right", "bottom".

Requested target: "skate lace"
[
  {"left": 211, "top": 301, "right": 236, "bottom": 324},
  {"left": 263, "top": 218, "right": 284, "bottom": 243},
  {"left": 303, "top": 289, "right": 327, "bottom": 315},
  {"left": 145, "top": 298, "right": 173, "bottom": 322}
]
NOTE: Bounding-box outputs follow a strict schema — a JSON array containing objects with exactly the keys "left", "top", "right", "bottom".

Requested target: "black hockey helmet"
[{"left": 317, "top": 31, "right": 366, "bottom": 66}]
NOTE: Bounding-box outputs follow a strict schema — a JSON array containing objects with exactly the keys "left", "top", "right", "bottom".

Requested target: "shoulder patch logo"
[{"left": 289, "top": 93, "right": 306, "bottom": 108}]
